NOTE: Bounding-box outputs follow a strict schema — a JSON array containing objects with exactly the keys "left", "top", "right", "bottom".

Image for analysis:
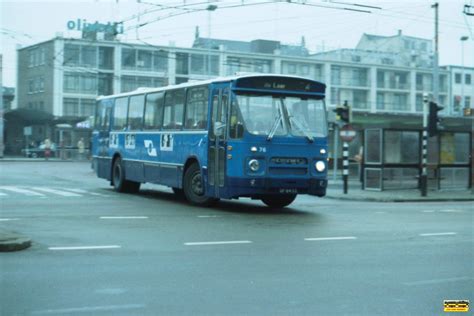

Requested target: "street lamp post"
[
  {"left": 206, "top": 4, "right": 218, "bottom": 77},
  {"left": 460, "top": 36, "right": 469, "bottom": 114}
]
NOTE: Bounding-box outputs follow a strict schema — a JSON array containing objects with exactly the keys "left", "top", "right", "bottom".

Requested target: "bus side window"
[
  {"left": 144, "top": 92, "right": 164, "bottom": 130},
  {"left": 163, "top": 89, "right": 185, "bottom": 130},
  {"left": 112, "top": 97, "right": 129, "bottom": 130},
  {"left": 128, "top": 95, "right": 145, "bottom": 130},
  {"left": 229, "top": 100, "right": 244, "bottom": 139},
  {"left": 185, "top": 87, "right": 208, "bottom": 130}
]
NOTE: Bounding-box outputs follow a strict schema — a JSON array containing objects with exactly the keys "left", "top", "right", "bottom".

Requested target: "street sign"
[{"left": 339, "top": 124, "right": 356, "bottom": 142}]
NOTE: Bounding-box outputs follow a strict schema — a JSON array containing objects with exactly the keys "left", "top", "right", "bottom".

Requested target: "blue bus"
[{"left": 92, "top": 74, "right": 328, "bottom": 208}]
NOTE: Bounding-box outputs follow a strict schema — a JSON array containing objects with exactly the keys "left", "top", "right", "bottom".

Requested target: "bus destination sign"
[{"left": 234, "top": 76, "right": 326, "bottom": 96}]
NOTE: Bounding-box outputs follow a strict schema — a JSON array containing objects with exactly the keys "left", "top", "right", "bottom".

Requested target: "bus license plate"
[{"left": 279, "top": 188, "right": 297, "bottom": 194}]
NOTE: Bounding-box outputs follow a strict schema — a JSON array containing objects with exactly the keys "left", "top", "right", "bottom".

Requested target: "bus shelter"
[{"left": 363, "top": 128, "right": 471, "bottom": 191}]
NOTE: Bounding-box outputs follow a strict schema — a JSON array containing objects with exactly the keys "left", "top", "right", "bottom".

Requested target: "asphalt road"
[{"left": 0, "top": 161, "right": 472, "bottom": 316}]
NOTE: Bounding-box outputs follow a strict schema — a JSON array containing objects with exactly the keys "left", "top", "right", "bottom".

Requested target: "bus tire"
[
  {"left": 261, "top": 194, "right": 297, "bottom": 209},
  {"left": 112, "top": 157, "right": 140, "bottom": 193},
  {"left": 183, "top": 163, "right": 218, "bottom": 206}
]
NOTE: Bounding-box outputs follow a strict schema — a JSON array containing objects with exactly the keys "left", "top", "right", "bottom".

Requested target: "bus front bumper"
[{"left": 225, "top": 177, "right": 327, "bottom": 198}]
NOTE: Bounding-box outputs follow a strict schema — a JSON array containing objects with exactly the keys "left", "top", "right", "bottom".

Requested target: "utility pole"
[
  {"left": 432, "top": 2, "right": 439, "bottom": 103},
  {"left": 421, "top": 94, "right": 429, "bottom": 196}
]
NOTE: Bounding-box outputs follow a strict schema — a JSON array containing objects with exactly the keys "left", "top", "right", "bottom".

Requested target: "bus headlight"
[
  {"left": 315, "top": 161, "right": 326, "bottom": 172},
  {"left": 249, "top": 159, "right": 260, "bottom": 172}
]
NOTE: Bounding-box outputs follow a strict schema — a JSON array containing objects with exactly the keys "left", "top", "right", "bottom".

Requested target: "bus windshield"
[{"left": 235, "top": 94, "right": 327, "bottom": 138}]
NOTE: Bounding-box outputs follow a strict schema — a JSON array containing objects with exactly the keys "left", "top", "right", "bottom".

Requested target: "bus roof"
[{"left": 97, "top": 74, "right": 325, "bottom": 101}]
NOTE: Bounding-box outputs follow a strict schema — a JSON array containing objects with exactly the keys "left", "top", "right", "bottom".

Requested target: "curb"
[
  {"left": 0, "top": 232, "right": 32, "bottom": 252},
  {"left": 325, "top": 195, "right": 474, "bottom": 203}
]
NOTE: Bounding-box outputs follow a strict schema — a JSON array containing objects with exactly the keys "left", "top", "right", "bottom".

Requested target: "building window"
[
  {"left": 465, "top": 96, "right": 471, "bottom": 108},
  {"left": 137, "top": 50, "right": 152, "bottom": 71},
  {"left": 176, "top": 53, "right": 189, "bottom": 75},
  {"left": 353, "top": 90, "right": 368, "bottom": 109},
  {"left": 453, "top": 96, "right": 461, "bottom": 112},
  {"left": 352, "top": 55, "right": 361, "bottom": 62},
  {"left": 465, "top": 74, "right": 471, "bottom": 85},
  {"left": 39, "top": 76, "right": 45, "bottom": 92},
  {"left": 153, "top": 50, "right": 168, "bottom": 72},
  {"left": 64, "top": 44, "right": 80, "bottom": 66},
  {"left": 122, "top": 48, "right": 136, "bottom": 69},
  {"left": 28, "top": 79, "right": 34, "bottom": 94},
  {"left": 287, "top": 63, "right": 296, "bottom": 74},
  {"left": 98, "top": 46, "right": 114, "bottom": 69},
  {"left": 120, "top": 76, "right": 164, "bottom": 93},
  {"left": 455, "top": 73, "right": 462, "bottom": 84},
  {"left": 64, "top": 98, "right": 79, "bottom": 116}
]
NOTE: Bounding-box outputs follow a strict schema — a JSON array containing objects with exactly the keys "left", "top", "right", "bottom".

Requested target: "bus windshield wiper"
[
  {"left": 289, "top": 116, "right": 314, "bottom": 143},
  {"left": 267, "top": 113, "right": 283, "bottom": 141}
]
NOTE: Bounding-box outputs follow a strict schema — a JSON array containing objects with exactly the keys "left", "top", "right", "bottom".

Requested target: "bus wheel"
[
  {"left": 261, "top": 194, "right": 297, "bottom": 209},
  {"left": 112, "top": 157, "right": 140, "bottom": 193},
  {"left": 183, "top": 163, "right": 218, "bottom": 206}
]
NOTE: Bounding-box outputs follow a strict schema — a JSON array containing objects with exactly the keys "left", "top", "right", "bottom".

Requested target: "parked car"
[{"left": 22, "top": 143, "right": 57, "bottom": 158}]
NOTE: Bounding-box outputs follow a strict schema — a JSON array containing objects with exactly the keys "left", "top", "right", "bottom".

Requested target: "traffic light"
[
  {"left": 428, "top": 101, "right": 443, "bottom": 137},
  {"left": 333, "top": 101, "right": 351, "bottom": 123}
]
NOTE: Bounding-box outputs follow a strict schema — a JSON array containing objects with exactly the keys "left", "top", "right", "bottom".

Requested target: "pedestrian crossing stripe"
[{"left": 0, "top": 186, "right": 110, "bottom": 198}]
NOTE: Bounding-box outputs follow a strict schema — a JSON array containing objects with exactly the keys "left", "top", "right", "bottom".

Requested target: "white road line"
[
  {"left": 0, "top": 218, "right": 19, "bottom": 221},
  {"left": 197, "top": 215, "right": 219, "bottom": 218},
  {"left": 31, "top": 187, "right": 82, "bottom": 197},
  {"left": 403, "top": 276, "right": 472, "bottom": 286},
  {"left": 49, "top": 245, "right": 121, "bottom": 251},
  {"left": 0, "top": 186, "right": 45, "bottom": 196},
  {"left": 62, "top": 188, "right": 110, "bottom": 197},
  {"left": 100, "top": 216, "right": 148, "bottom": 219},
  {"left": 31, "top": 304, "right": 145, "bottom": 314},
  {"left": 419, "top": 232, "right": 457, "bottom": 237},
  {"left": 439, "top": 209, "right": 463, "bottom": 213},
  {"left": 422, "top": 210, "right": 435, "bottom": 213},
  {"left": 184, "top": 240, "right": 252, "bottom": 246},
  {"left": 0, "top": 192, "right": 7, "bottom": 196},
  {"left": 305, "top": 236, "right": 357, "bottom": 241}
]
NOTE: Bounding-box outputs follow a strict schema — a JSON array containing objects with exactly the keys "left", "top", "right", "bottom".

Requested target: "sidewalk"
[{"left": 326, "top": 180, "right": 473, "bottom": 202}]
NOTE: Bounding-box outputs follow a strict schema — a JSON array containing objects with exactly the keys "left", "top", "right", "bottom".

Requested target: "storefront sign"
[{"left": 67, "top": 19, "right": 124, "bottom": 34}]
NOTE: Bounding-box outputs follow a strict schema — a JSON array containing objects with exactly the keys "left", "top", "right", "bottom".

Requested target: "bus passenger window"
[
  {"left": 112, "top": 97, "right": 128, "bottom": 130},
  {"left": 128, "top": 95, "right": 145, "bottom": 130},
  {"left": 144, "top": 92, "right": 164, "bottom": 130},
  {"left": 163, "top": 89, "right": 185, "bottom": 130},
  {"left": 185, "top": 87, "right": 208, "bottom": 130}
]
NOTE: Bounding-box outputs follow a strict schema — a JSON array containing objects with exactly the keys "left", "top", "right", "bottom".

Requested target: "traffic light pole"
[
  {"left": 343, "top": 141, "right": 349, "bottom": 194},
  {"left": 421, "top": 95, "right": 428, "bottom": 197}
]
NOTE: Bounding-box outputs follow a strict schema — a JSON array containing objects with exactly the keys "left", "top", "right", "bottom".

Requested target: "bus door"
[{"left": 208, "top": 86, "right": 229, "bottom": 197}]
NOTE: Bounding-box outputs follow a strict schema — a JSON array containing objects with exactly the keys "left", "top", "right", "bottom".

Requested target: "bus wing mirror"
[{"left": 214, "top": 121, "right": 226, "bottom": 136}]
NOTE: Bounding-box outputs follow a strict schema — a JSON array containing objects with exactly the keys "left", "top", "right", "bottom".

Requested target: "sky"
[{"left": 1, "top": 0, "right": 473, "bottom": 87}]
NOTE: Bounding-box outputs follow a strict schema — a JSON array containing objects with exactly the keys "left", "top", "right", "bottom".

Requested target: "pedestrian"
[
  {"left": 77, "top": 138, "right": 85, "bottom": 160},
  {"left": 44, "top": 138, "right": 51, "bottom": 160}
]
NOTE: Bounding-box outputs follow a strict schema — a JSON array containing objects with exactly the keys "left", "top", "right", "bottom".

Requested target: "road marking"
[
  {"left": 0, "top": 186, "right": 45, "bottom": 196},
  {"left": 0, "top": 218, "right": 19, "bottom": 221},
  {"left": 197, "top": 215, "right": 219, "bottom": 218},
  {"left": 31, "top": 304, "right": 145, "bottom": 314},
  {"left": 305, "top": 236, "right": 357, "bottom": 241},
  {"left": 62, "top": 188, "right": 110, "bottom": 197},
  {"left": 100, "top": 216, "right": 148, "bottom": 219},
  {"left": 31, "top": 187, "right": 82, "bottom": 197},
  {"left": 403, "top": 276, "right": 472, "bottom": 286},
  {"left": 419, "top": 232, "right": 457, "bottom": 237},
  {"left": 49, "top": 245, "right": 121, "bottom": 251},
  {"left": 422, "top": 210, "right": 435, "bottom": 213},
  {"left": 184, "top": 240, "right": 252, "bottom": 246},
  {"left": 0, "top": 192, "right": 7, "bottom": 196},
  {"left": 439, "top": 209, "right": 463, "bottom": 213}
]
